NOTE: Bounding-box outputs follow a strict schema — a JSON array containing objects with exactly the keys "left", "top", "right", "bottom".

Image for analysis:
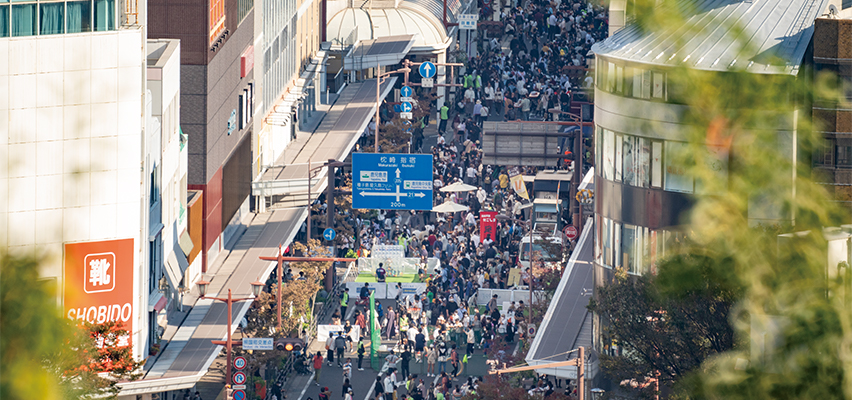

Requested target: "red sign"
[
  {"left": 64, "top": 239, "right": 135, "bottom": 347},
  {"left": 564, "top": 226, "right": 578, "bottom": 240},
  {"left": 234, "top": 356, "right": 247, "bottom": 370},
  {"left": 480, "top": 211, "right": 498, "bottom": 243},
  {"left": 240, "top": 45, "right": 254, "bottom": 78}
]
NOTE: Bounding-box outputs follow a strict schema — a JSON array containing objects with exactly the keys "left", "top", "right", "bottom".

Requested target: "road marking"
[
  {"left": 362, "top": 362, "right": 388, "bottom": 400},
  {"left": 296, "top": 371, "right": 316, "bottom": 400}
]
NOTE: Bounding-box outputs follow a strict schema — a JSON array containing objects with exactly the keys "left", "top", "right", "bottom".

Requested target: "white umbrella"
[
  {"left": 440, "top": 181, "right": 477, "bottom": 193},
  {"left": 432, "top": 200, "right": 470, "bottom": 213}
]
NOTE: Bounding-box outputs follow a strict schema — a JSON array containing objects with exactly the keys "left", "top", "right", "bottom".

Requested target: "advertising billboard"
[{"left": 64, "top": 239, "right": 135, "bottom": 347}]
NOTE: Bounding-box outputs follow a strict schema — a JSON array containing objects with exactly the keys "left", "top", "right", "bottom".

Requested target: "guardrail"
[
  {"left": 251, "top": 177, "right": 324, "bottom": 197},
  {"left": 276, "top": 260, "right": 357, "bottom": 394}
]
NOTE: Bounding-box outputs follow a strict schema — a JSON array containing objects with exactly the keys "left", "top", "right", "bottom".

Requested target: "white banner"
[
  {"left": 345, "top": 282, "right": 427, "bottom": 300},
  {"left": 317, "top": 324, "right": 361, "bottom": 343},
  {"left": 371, "top": 245, "right": 405, "bottom": 258}
]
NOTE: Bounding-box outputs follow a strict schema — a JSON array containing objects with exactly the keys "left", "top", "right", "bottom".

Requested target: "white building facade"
[{"left": 0, "top": 1, "right": 158, "bottom": 361}]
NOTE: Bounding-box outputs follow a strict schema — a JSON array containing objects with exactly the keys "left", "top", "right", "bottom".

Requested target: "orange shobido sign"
[{"left": 64, "top": 239, "right": 135, "bottom": 347}]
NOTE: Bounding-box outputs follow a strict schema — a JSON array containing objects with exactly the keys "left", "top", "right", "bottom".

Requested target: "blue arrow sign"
[
  {"left": 400, "top": 86, "right": 413, "bottom": 98},
  {"left": 419, "top": 62, "right": 436, "bottom": 79},
  {"left": 323, "top": 228, "right": 336, "bottom": 241},
  {"left": 352, "top": 153, "right": 433, "bottom": 210},
  {"left": 401, "top": 102, "right": 413, "bottom": 113}
]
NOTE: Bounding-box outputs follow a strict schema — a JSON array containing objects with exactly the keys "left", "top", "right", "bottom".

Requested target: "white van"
[{"left": 519, "top": 235, "right": 564, "bottom": 269}]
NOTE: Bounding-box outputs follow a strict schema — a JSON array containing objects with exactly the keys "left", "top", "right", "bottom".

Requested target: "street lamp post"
[
  {"left": 196, "top": 278, "right": 265, "bottom": 389},
  {"left": 375, "top": 63, "right": 411, "bottom": 152}
]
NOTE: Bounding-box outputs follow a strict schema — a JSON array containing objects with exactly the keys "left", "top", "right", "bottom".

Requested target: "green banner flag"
[{"left": 370, "top": 291, "right": 380, "bottom": 357}]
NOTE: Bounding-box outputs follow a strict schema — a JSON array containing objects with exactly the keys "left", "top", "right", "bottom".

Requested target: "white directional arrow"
[
  {"left": 422, "top": 63, "right": 432, "bottom": 76},
  {"left": 359, "top": 185, "right": 428, "bottom": 202},
  {"left": 395, "top": 168, "right": 401, "bottom": 179}
]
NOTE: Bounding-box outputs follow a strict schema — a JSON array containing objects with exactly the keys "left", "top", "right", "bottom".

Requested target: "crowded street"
[{"left": 288, "top": 1, "right": 607, "bottom": 399}]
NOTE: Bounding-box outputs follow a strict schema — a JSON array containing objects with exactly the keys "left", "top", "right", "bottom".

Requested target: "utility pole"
[
  {"left": 325, "top": 159, "right": 336, "bottom": 292},
  {"left": 573, "top": 107, "right": 584, "bottom": 231}
]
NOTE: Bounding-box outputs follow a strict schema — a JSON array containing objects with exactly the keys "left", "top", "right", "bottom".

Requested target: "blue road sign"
[
  {"left": 393, "top": 104, "right": 402, "bottom": 112},
  {"left": 419, "top": 62, "right": 436, "bottom": 79},
  {"left": 401, "top": 102, "right": 413, "bottom": 112},
  {"left": 233, "top": 390, "right": 246, "bottom": 400},
  {"left": 242, "top": 337, "right": 273, "bottom": 350},
  {"left": 352, "top": 153, "right": 433, "bottom": 210},
  {"left": 233, "top": 371, "right": 247, "bottom": 385},
  {"left": 323, "top": 228, "right": 336, "bottom": 241},
  {"left": 400, "top": 86, "right": 413, "bottom": 98}
]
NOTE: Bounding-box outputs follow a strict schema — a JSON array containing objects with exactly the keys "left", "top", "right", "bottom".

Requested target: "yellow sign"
[
  {"left": 508, "top": 168, "right": 529, "bottom": 200},
  {"left": 507, "top": 268, "right": 522, "bottom": 287}
]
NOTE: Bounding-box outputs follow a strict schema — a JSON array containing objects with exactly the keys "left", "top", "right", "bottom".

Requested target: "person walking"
[
  {"left": 400, "top": 347, "right": 412, "bottom": 381},
  {"left": 343, "top": 358, "right": 353, "bottom": 381},
  {"left": 374, "top": 375, "right": 385, "bottom": 399},
  {"left": 326, "top": 334, "right": 336, "bottom": 366},
  {"left": 313, "top": 352, "right": 324, "bottom": 386},
  {"left": 335, "top": 333, "right": 348, "bottom": 367},
  {"left": 426, "top": 345, "right": 437, "bottom": 377}
]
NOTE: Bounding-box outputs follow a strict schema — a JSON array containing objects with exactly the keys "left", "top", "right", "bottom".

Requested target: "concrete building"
[
  {"left": 0, "top": 0, "right": 153, "bottom": 361},
  {"left": 590, "top": 0, "right": 829, "bottom": 279},
  {"left": 147, "top": 0, "right": 257, "bottom": 272},
  {"left": 252, "top": 0, "right": 325, "bottom": 178},
  {"left": 146, "top": 38, "right": 194, "bottom": 347},
  {"left": 812, "top": 5, "right": 852, "bottom": 208}
]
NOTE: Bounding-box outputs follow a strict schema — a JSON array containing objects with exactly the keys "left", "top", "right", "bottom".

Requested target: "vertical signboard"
[
  {"left": 480, "top": 211, "right": 498, "bottom": 243},
  {"left": 64, "top": 239, "right": 135, "bottom": 347}
]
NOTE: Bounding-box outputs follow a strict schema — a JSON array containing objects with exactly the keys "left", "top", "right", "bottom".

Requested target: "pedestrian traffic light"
[{"left": 275, "top": 338, "right": 304, "bottom": 352}]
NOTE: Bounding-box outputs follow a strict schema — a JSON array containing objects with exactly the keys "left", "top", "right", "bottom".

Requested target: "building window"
[
  {"left": 6, "top": 0, "right": 108, "bottom": 37},
  {"left": 664, "top": 141, "right": 693, "bottom": 193},
  {"left": 837, "top": 145, "right": 852, "bottom": 167},
  {"left": 66, "top": 0, "right": 90, "bottom": 32},
  {"left": 209, "top": 0, "right": 224, "bottom": 42},
  {"left": 93, "top": 0, "right": 112, "bottom": 30},
  {"left": 603, "top": 129, "right": 614, "bottom": 180},
  {"left": 11, "top": 3, "right": 36, "bottom": 36},
  {"left": 844, "top": 0, "right": 852, "bottom": 9},
  {"left": 39, "top": 2, "right": 63, "bottom": 35},
  {"left": 237, "top": 0, "right": 251, "bottom": 24},
  {"left": 651, "top": 140, "right": 663, "bottom": 188},
  {"left": 615, "top": 134, "right": 623, "bottom": 182},
  {"left": 814, "top": 139, "right": 832, "bottom": 166},
  {"left": 0, "top": 5, "right": 8, "bottom": 37}
]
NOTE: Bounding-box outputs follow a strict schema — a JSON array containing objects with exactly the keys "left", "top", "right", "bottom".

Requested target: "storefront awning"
[
  {"left": 148, "top": 292, "right": 168, "bottom": 312},
  {"left": 164, "top": 249, "right": 188, "bottom": 289},
  {"left": 345, "top": 35, "right": 416, "bottom": 70}
]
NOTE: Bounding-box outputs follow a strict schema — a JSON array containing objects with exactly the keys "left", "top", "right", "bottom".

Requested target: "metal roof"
[
  {"left": 592, "top": 0, "right": 829, "bottom": 75},
  {"left": 525, "top": 216, "right": 596, "bottom": 379},
  {"left": 405, "top": 0, "right": 463, "bottom": 24}
]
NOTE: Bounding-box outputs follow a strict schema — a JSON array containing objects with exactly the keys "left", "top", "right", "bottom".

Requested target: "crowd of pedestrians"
[{"left": 298, "top": 0, "right": 608, "bottom": 399}]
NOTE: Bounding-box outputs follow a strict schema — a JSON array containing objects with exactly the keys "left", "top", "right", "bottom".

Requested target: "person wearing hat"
[{"left": 318, "top": 387, "right": 331, "bottom": 400}]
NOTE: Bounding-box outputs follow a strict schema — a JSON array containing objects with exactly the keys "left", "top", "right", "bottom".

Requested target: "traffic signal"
[{"left": 275, "top": 338, "right": 304, "bottom": 352}]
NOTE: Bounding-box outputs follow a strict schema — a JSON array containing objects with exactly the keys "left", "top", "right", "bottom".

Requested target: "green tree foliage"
[
  {"left": 597, "top": 1, "right": 852, "bottom": 398},
  {"left": 244, "top": 239, "right": 333, "bottom": 338},
  {"left": 1, "top": 253, "right": 142, "bottom": 400},
  {"left": 589, "top": 254, "right": 739, "bottom": 386}
]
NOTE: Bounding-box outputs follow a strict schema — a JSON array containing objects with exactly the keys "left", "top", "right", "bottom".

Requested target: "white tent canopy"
[{"left": 432, "top": 200, "right": 469, "bottom": 213}]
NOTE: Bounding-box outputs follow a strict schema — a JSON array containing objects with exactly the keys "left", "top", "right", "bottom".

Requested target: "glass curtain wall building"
[{"left": 591, "top": 0, "right": 828, "bottom": 278}]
